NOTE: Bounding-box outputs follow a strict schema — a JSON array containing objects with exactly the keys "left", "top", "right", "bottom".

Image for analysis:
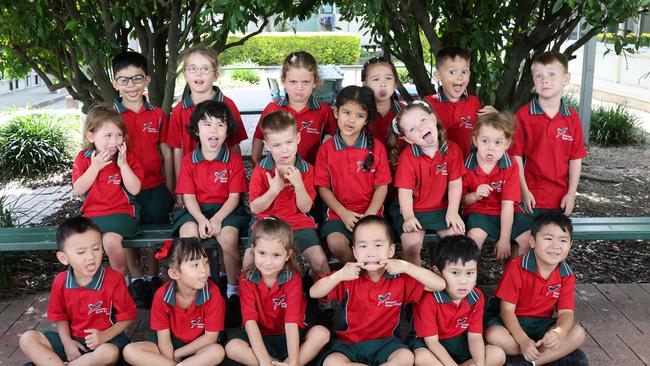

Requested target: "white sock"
[
  {"left": 144, "top": 275, "right": 154, "bottom": 282},
  {"left": 124, "top": 276, "right": 130, "bottom": 286},
  {"left": 226, "top": 284, "right": 239, "bottom": 298},
  {"left": 219, "top": 272, "right": 227, "bottom": 278},
  {"left": 131, "top": 276, "right": 144, "bottom": 283}
]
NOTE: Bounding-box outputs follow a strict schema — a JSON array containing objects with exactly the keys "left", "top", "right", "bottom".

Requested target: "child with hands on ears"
[
  {"left": 386, "top": 101, "right": 466, "bottom": 266},
  {"left": 72, "top": 105, "right": 144, "bottom": 276}
]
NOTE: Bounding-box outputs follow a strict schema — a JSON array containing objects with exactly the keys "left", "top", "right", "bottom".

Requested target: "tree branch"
[{"left": 216, "top": 18, "right": 269, "bottom": 53}]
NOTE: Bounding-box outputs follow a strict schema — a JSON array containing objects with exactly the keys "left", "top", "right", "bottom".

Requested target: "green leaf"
[
  {"left": 65, "top": 20, "right": 79, "bottom": 31},
  {"left": 552, "top": 0, "right": 564, "bottom": 13}
]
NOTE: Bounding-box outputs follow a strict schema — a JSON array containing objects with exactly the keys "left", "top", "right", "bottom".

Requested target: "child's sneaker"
[
  {"left": 552, "top": 349, "right": 588, "bottom": 366},
  {"left": 129, "top": 278, "right": 152, "bottom": 309},
  {"left": 224, "top": 295, "right": 242, "bottom": 328}
]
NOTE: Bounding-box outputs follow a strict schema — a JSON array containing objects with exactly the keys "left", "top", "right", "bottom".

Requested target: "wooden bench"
[{"left": 0, "top": 217, "right": 649, "bottom": 251}]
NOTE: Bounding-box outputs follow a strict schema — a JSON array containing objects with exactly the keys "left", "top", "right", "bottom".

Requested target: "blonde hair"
[
  {"left": 260, "top": 110, "right": 297, "bottom": 138},
  {"left": 82, "top": 104, "right": 128, "bottom": 149},
  {"left": 182, "top": 46, "right": 219, "bottom": 72},
  {"left": 246, "top": 217, "right": 302, "bottom": 275},
  {"left": 472, "top": 112, "right": 514, "bottom": 141}
]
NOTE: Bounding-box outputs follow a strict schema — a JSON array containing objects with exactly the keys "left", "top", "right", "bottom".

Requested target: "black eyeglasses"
[{"left": 115, "top": 75, "right": 146, "bottom": 86}]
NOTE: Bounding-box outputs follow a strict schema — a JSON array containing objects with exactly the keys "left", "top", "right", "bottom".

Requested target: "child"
[
  {"left": 19, "top": 217, "right": 136, "bottom": 366},
  {"left": 315, "top": 85, "right": 392, "bottom": 263},
  {"left": 410, "top": 235, "right": 505, "bottom": 366},
  {"left": 72, "top": 105, "right": 144, "bottom": 276},
  {"left": 171, "top": 100, "right": 249, "bottom": 326},
  {"left": 251, "top": 51, "right": 336, "bottom": 165},
  {"left": 112, "top": 51, "right": 172, "bottom": 307},
  {"left": 166, "top": 47, "right": 248, "bottom": 201},
  {"left": 423, "top": 47, "right": 497, "bottom": 159},
  {"left": 225, "top": 217, "right": 330, "bottom": 365},
  {"left": 361, "top": 56, "right": 404, "bottom": 148},
  {"left": 123, "top": 238, "right": 226, "bottom": 366},
  {"left": 511, "top": 51, "right": 586, "bottom": 233},
  {"left": 463, "top": 112, "right": 529, "bottom": 260},
  {"left": 387, "top": 101, "right": 465, "bottom": 266},
  {"left": 485, "top": 212, "right": 587, "bottom": 365},
  {"left": 310, "top": 215, "right": 446, "bottom": 366},
  {"left": 246, "top": 110, "right": 330, "bottom": 278}
]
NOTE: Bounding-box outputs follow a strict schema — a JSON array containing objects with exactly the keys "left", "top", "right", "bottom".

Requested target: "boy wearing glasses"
[{"left": 111, "top": 51, "right": 173, "bottom": 308}]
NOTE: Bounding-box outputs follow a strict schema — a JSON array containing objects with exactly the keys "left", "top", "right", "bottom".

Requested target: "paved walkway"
[{"left": 1, "top": 184, "right": 73, "bottom": 226}]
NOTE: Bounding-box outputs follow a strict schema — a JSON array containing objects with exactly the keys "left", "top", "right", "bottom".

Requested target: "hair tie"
[
  {"left": 410, "top": 100, "right": 432, "bottom": 112},
  {"left": 155, "top": 240, "right": 174, "bottom": 260},
  {"left": 391, "top": 117, "right": 400, "bottom": 135}
]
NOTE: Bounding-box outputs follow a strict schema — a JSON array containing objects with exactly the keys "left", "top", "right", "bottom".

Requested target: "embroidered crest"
[
  {"left": 299, "top": 120, "right": 319, "bottom": 135},
  {"left": 377, "top": 292, "right": 401, "bottom": 307},
  {"left": 142, "top": 122, "right": 158, "bottom": 133},
  {"left": 87, "top": 301, "right": 109, "bottom": 315},
  {"left": 273, "top": 295, "right": 288, "bottom": 310},
  {"left": 455, "top": 317, "right": 469, "bottom": 329},
  {"left": 546, "top": 284, "right": 562, "bottom": 298},
  {"left": 556, "top": 127, "right": 573, "bottom": 141},
  {"left": 490, "top": 180, "right": 504, "bottom": 193},
  {"left": 436, "top": 163, "right": 448, "bottom": 176},
  {"left": 460, "top": 116, "right": 473, "bottom": 129},
  {"left": 107, "top": 174, "right": 121, "bottom": 185},
  {"left": 190, "top": 316, "right": 205, "bottom": 329},
  {"left": 213, "top": 170, "right": 228, "bottom": 183}
]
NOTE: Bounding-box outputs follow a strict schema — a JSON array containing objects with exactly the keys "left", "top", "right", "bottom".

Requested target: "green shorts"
[
  {"left": 135, "top": 184, "right": 173, "bottom": 224},
  {"left": 42, "top": 330, "right": 130, "bottom": 362},
  {"left": 147, "top": 330, "right": 188, "bottom": 350},
  {"left": 247, "top": 219, "right": 320, "bottom": 252},
  {"left": 320, "top": 336, "right": 408, "bottom": 366},
  {"left": 409, "top": 334, "right": 472, "bottom": 364},
  {"left": 513, "top": 208, "right": 563, "bottom": 234},
  {"left": 390, "top": 201, "right": 448, "bottom": 237},
  {"left": 240, "top": 329, "right": 307, "bottom": 360},
  {"left": 320, "top": 219, "right": 352, "bottom": 240},
  {"left": 90, "top": 213, "right": 140, "bottom": 238},
  {"left": 171, "top": 203, "right": 250, "bottom": 236},
  {"left": 466, "top": 213, "right": 529, "bottom": 241},
  {"left": 484, "top": 297, "right": 557, "bottom": 341}
]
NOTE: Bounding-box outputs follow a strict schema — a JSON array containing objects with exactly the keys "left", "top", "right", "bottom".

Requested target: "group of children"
[{"left": 19, "top": 45, "right": 589, "bottom": 366}]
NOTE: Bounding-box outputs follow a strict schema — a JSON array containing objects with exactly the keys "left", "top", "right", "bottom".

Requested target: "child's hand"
[
  {"left": 197, "top": 217, "right": 213, "bottom": 239},
  {"left": 494, "top": 238, "right": 511, "bottom": 260},
  {"left": 477, "top": 105, "right": 498, "bottom": 115},
  {"left": 380, "top": 259, "right": 409, "bottom": 275},
  {"left": 62, "top": 338, "right": 87, "bottom": 361},
  {"left": 560, "top": 192, "right": 576, "bottom": 216},
  {"left": 475, "top": 184, "right": 493, "bottom": 200},
  {"left": 519, "top": 337, "right": 541, "bottom": 362},
  {"left": 266, "top": 168, "right": 286, "bottom": 195},
  {"left": 283, "top": 165, "right": 304, "bottom": 190},
  {"left": 83, "top": 328, "right": 105, "bottom": 350},
  {"left": 173, "top": 349, "right": 183, "bottom": 362},
  {"left": 341, "top": 210, "right": 364, "bottom": 231},
  {"left": 539, "top": 328, "right": 562, "bottom": 350},
  {"left": 334, "top": 262, "right": 364, "bottom": 281},
  {"left": 445, "top": 211, "right": 465, "bottom": 234},
  {"left": 522, "top": 189, "right": 536, "bottom": 214},
  {"left": 89, "top": 149, "right": 112, "bottom": 172},
  {"left": 116, "top": 143, "right": 128, "bottom": 168},
  {"left": 403, "top": 216, "right": 423, "bottom": 233},
  {"left": 209, "top": 217, "right": 222, "bottom": 236}
]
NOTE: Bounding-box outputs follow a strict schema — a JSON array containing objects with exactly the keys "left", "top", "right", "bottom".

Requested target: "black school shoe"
[
  {"left": 129, "top": 278, "right": 153, "bottom": 309},
  {"left": 551, "top": 349, "right": 589, "bottom": 366},
  {"left": 506, "top": 355, "right": 535, "bottom": 366},
  {"left": 224, "top": 295, "right": 242, "bottom": 328},
  {"left": 149, "top": 275, "right": 164, "bottom": 294}
]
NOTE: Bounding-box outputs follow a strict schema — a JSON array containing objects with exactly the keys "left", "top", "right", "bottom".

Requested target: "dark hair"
[
  {"left": 436, "top": 47, "right": 471, "bottom": 69},
  {"left": 361, "top": 56, "right": 401, "bottom": 87},
  {"left": 154, "top": 237, "right": 208, "bottom": 270},
  {"left": 112, "top": 51, "right": 148, "bottom": 75},
  {"left": 531, "top": 51, "right": 569, "bottom": 73},
  {"left": 352, "top": 215, "right": 393, "bottom": 245},
  {"left": 281, "top": 51, "right": 320, "bottom": 85},
  {"left": 247, "top": 216, "right": 302, "bottom": 275},
  {"left": 335, "top": 85, "right": 377, "bottom": 172},
  {"left": 187, "top": 100, "right": 236, "bottom": 142},
  {"left": 260, "top": 110, "right": 297, "bottom": 137},
  {"left": 531, "top": 212, "right": 574, "bottom": 238},
  {"left": 56, "top": 216, "right": 101, "bottom": 251},
  {"left": 431, "top": 235, "right": 481, "bottom": 272}
]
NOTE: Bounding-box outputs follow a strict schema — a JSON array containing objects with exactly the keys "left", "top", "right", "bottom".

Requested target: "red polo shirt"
[
  {"left": 314, "top": 131, "right": 392, "bottom": 220},
  {"left": 367, "top": 97, "right": 404, "bottom": 148},
  {"left": 150, "top": 280, "right": 225, "bottom": 344},
  {"left": 462, "top": 152, "right": 521, "bottom": 216},
  {"left": 72, "top": 148, "right": 144, "bottom": 218},
  {"left": 175, "top": 144, "right": 247, "bottom": 205},
  {"left": 249, "top": 154, "right": 317, "bottom": 230},
  {"left": 510, "top": 97, "right": 587, "bottom": 209},
  {"left": 495, "top": 251, "right": 575, "bottom": 318},
  {"left": 253, "top": 97, "right": 336, "bottom": 164},
  {"left": 322, "top": 271, "right": 425, "bottom": 344},
  {"left": 240, "top": 269, "right": 306, "bottom": 336},
  {"left": 48, "top": 266, "right": 136, "bottom": 339},
  {"left": 413, "top": 288, "right": 484, "bottom": 339},
  {"left": 393, "top": 141, "right": 465, "bottom": 212},
  {"left": 166, "top": 86, "right": 248, "bottom": 156},
  {"left": 423, "top": 88, "right": 481, "bottom": 159},
  {"left": 114, "top": 97, "right": 168, "bottom": 190}
]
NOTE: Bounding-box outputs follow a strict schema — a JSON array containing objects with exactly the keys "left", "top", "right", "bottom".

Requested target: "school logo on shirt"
[
  {"left": 556, "top": 127, "right": 574, "bottom": 141},
  {"left": 142, "top": 122, "right": 158, "bottom": 133},
  {"left": 546, "top": 284, "right": 562, "bottom": 298},
  {"left": 87, "top": 301, "right": 109, "bottom": 316},
  {"left": 460, "top": 116, "right": 473, "bottom": 129},
  {"left": 377, "top": 292, "right": 401, "bottom": 307},
  {"left": 273, "top": 295, "right": 287, "bottom": 310},
  {"left": 490, "top": 180, "right": 504, "bottom": 193},
  {"left": 436, "top": 163, "right": 448, "bottom": 176},
  {"left": 455, "top": 317, "right": 469, "bottom": 329},
  {"left": 107, "top": 174, "right": 121, "bottom": 185},
  {"left": 356, "top": 161, "right": 375, "bottom": 173},
  {"left": 190, "top": 316, "right": 205, "bottom": 329},
  {"left": 299, "top": 120, "right": 319, "bottom": 135},
  {"left": 213, "top": 170, "right": 228, "bottom": 183}
]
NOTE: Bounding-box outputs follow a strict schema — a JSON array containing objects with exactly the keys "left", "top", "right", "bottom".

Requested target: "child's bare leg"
[
  {"left": 323, "top": 352, "right": 365, "bottom": 366},
  {"left": 303, "top": 245, "right": 330, "bottom": 277},
  {"left": 327, "top": 233, "right": 354, "bottom": 263},
  {"left": 485, "top": 325, "right": 520, "bottom": 355},
  {"left": 297, "top": 325, "right": 330, "bottom": 365},
  {"left": 217, "top": 227, "right": 241, "bottom": 287},
  {"left": 126, "top": 248, "right": 144, "bottom": 277},
  {"left": 400, "top": 230, "right": 425, "bottom": 266},
  {"left": 534, "top": 324, "right": 586, "bottom": 365},
  {"left": 484, "top": 344, "right": 507, "bottom": 366},
  {"left": 382, "top": 348, "right": 414, "bottom": 366},
  {"left": 514, "top": 231, "right": 531, "bottom": 256},
  {"left": 178, "top": 343, "right": 224, "bottom": 366},
  {"left": 123, "top": 342, "right": 175, "bottom": 366},
  {"left": 179, "top": 222, "right": 200, "bottom": 238},
  {"left": 103, "top": 232, "right": 127, "bottom": 275},
  {"left": 224, "top": 338, "right": 259, "bottom": 366},
  {"left": 145, "top": 248, "right": 159, "bottom": 276},
  {"left": 466, "top": 228, "right": 488, "bottom": 249},
  {"left": 414, "top": 348, "right": 442, "bottom": 366},
  {"left": 19, "top": 330, "right": 65, "bottom": 366},
  {"left": 242, "top": 247, "right": 254, "bottom": 270},
  {"left": 68, "top": 343, "right": 119, "bottom": 366}
]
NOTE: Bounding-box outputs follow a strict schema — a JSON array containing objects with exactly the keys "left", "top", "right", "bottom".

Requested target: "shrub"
[
  {"left": 0, "top": 114, "right": 74, "bottom": 178},
  {"left": 396, "top": 67, "right": 413, "bottom": 84},
  {"left": 230, "top": 68, "right": 260, "bottom": 84},
  {"left": 590, "top": 104, "right": 646, "bottom": 146},
  {"left": 220, "top": 33, "right": 360, "bottom": 65}
]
